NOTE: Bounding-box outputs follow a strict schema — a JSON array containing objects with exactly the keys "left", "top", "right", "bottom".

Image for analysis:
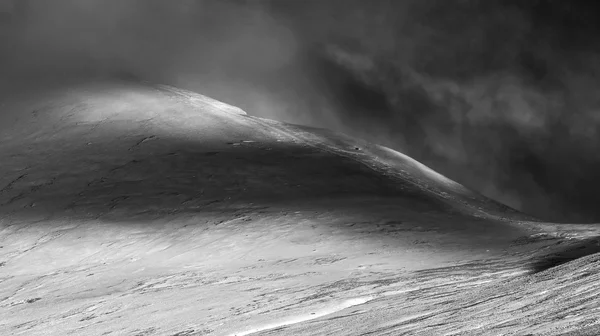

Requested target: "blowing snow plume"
[{"left": 2, "top": 0, "right": 600, "bottom": 222}]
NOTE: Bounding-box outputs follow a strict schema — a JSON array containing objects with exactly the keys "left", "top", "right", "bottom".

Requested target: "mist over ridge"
[{"left": 2, "top": 0, "right": 600, "bottom": 222}]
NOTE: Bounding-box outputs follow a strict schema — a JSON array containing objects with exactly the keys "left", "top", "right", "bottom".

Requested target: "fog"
[{"left": 2, "top": 0, "right": 600, "bottom": 222}]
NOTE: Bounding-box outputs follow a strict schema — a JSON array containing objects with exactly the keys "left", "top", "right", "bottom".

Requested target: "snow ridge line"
[
  {"left": 154, "top": 84, "right": 247, "bottom": 116},
  {"left": 151, "top": 84, "right": 525, "bottom": 221}
]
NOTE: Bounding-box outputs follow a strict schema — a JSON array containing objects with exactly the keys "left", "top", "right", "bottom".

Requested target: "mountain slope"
[{"left": 0, "top": 79, "right": 598, "bottom": 336}]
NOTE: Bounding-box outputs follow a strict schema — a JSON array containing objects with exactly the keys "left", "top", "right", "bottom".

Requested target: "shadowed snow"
[{"left": 1, "top": 79, "right": 599, "bottom": 336}]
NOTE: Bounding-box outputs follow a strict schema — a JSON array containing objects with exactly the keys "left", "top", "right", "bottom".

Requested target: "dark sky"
[{"left": 2, "top": 0, "right": 600, "bottom": 222}]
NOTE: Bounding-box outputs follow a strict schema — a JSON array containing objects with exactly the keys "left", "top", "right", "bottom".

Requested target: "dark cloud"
[
  {"left": 2, "top": 0, "right": 600, "bottom": 222},
  {"left": 268, "top": 0, "right": 600, "bottom": 222}
]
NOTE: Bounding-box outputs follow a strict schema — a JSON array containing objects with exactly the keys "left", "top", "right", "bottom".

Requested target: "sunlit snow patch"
[
  {"left": 156, "top": 84, "right": 247, "bottom": 116},
  {"left": 229, "top": 296, "right": 374, "bottom": 336},
  {"left": 374, "top": 145, "right": 467, "bottom": 191}
]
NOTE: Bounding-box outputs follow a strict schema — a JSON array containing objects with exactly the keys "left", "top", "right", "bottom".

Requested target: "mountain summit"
[{"left": 1, "top": 79, "right": 599, "bottom": 335}]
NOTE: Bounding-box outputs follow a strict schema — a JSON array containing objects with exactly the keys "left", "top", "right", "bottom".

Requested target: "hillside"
[{"left": 0, "top": 79, "right": 599, "bottom": 335}]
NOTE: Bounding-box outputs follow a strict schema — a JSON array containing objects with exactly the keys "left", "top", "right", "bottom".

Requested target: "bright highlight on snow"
[{"left": 1, "top": 79, "right": 599, "bottom": 336}]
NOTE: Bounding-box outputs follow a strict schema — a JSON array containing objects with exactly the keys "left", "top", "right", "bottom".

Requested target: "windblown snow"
[{"left": 1, "top": 79, "right": 599, "bottom": 336}]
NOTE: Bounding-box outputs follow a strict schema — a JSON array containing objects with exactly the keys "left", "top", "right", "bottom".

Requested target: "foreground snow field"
[{"left": 1, "top": 79, "right": 599, "bottom": 335}]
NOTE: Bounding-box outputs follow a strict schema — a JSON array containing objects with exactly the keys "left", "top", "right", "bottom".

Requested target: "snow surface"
[{"left": 1, "top": 79, "right": 599, "bottom": 335}]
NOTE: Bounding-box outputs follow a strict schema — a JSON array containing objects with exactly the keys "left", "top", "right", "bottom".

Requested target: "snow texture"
[{"left": 1, "top": 79, "right": 599, "bottom": 336}]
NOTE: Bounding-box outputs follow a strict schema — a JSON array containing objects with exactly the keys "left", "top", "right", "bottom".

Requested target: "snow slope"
[{"left": 0, "top": 79, "right": 599, "bottom": 335}]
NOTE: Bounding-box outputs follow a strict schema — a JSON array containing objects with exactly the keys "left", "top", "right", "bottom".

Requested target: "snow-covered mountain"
[{"left": 1, "top": 79, "right": 599, "bottom": 335}]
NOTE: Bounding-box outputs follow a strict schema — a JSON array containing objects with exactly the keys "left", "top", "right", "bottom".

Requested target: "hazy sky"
[{"left": 2, "top": 0, "right": 600, "bottom": 222}]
